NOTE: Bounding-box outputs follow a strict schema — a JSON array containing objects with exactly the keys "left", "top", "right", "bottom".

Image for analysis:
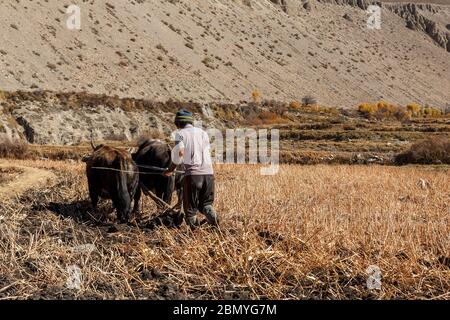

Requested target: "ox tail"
[{"left": 115, "top": 157, "right": 132, "bottom": 222}]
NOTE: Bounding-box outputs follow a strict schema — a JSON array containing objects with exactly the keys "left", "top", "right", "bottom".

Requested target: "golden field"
[{"left": 0, "top": 160, "right": 448, "bottom": 299}]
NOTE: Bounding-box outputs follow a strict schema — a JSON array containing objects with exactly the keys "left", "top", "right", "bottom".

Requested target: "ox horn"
[
  {"left": 127, "top": 147, "right": 138, "bottom": 154},
  {"left": 90, "top": 129, "right": 97, "bottom": 150}
]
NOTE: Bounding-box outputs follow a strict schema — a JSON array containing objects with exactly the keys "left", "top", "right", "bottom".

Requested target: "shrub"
[
  {"left": 423, "top": 107, "right": 442, "bottom": 118},
  {"left": 358, "top": 103, "right": 375, "bottom": 116},
  {"left": 444, "top": 106, "right": 450, "bottom": 116},
  {"left": 395, "top": 136, "right": 450, "bottom": 165},
  {"left": 393, "top": 107, "right": 411, "bottom": 121},
  {"left": 259, "top": 111, "right": 278, "bottom": 121},
  {"left": 251, "top": 89, "right": 261, "bottom": 103},
  {"left": 301, "top": 104, "right": 338, "bottom": 115},
  {"left": 289, "top": 101, "right": 301, "bottom": 110},
  {"left": 121, "top": 98, "right": 135, "bottom": 112},
  {"left": 358, "top": 102, "right": 442, "bottom": 120},
  {"left": 202, "top": 57, "right": 215, "bottom": 69},
  {"left": 246, "top": 110, "right": 288, "bottom": 126},
  {"left": 302, "top": 95, "right": 317, "bottom": 107},
  {"left": 262, "top": 99, "right": 288, "bottom": 111},
  {"left": 0, "top": 139, "right": 29, "bottom": 159},
  {"left": 407, "top": 103, "right": 421, "bottom": 116}
]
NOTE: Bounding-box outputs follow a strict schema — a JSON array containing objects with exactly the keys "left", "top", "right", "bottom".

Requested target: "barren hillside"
[{"left": 0, "top": 0, "right": 449, "bottom": 108}]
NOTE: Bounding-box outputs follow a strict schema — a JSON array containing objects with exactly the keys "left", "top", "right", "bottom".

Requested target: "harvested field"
[
  {"left": 0, "top": 160, "right": 448, "bottom": 299},
  {"left": 0, "top": 167, "right": 22, "bottom": 185}
]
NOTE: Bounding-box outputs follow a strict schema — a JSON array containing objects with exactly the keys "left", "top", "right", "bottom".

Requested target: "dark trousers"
[{"left": 183, "top": 175, "right": 218, "bottom": 228}]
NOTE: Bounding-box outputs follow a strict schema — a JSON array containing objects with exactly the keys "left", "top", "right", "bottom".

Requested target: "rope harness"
[
  {"left": 90, "top": 164, "right": 184, "bottom": 215},
  {"left": 91, "top": 164, "right": 185, "bottom": 176}
]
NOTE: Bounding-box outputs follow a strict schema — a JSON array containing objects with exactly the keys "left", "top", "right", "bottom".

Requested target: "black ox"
[{"left": 131, "top": 139, "right": 183, "bottom": 215}]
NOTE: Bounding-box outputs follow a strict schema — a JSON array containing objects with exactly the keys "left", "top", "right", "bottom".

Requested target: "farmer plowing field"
[{"left": 164, "top": 110, "right": 220, "bottom": 230}]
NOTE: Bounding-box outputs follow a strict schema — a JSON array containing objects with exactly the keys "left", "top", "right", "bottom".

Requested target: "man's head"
[{"left": 174, "top": 109, "right": 194, "bottom": 128}]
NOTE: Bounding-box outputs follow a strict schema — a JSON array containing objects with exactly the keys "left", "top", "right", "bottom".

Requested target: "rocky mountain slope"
[{"left": 0, "top": 0, "right": 449, "bottom": 110}]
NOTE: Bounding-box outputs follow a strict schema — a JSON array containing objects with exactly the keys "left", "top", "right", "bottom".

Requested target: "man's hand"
[
  {"left": 164, "top": 162, "right": 178, "bottom": 177},
  {"left": 163, "top": 170, "right": 174, "bottom": 177}
]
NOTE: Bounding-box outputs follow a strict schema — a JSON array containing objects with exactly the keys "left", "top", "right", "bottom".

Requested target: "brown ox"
[{"left": 83, "top": 144, "right": 139, "bottom": 223}]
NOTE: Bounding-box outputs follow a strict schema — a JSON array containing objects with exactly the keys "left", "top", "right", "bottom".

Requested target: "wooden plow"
[{"left": 138, "top": 182, "right": 184, "bottom": 228}]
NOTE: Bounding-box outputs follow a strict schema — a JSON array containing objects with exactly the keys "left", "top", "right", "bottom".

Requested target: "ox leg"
[
  {"left": 112, "top": 197, "right": 130, "bottom": 224},
  {"left": 89, "top": 188, "right": 99, "bottom": 210},
  {"left": 174, "top": 173, "right": 184, "bottom": 211},
  {"left": 164, "top": 176, "right": 175, "bottom": 205},
  {"left": 132, "top": 187, "right": 142, "bottom": 216},
  {"left": 175, "top": 186, "right": 183, "bottom": 210},
  {"left": 112, "top": 189, "right": 132, "bottom": 224},
  {"left": 88, "top": 189, "right": 102, "bottom": 223}
]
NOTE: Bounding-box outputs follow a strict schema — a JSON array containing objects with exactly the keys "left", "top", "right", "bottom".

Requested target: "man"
[{"left": 164, "top": 110, "right": 219, "bottom": 229}]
